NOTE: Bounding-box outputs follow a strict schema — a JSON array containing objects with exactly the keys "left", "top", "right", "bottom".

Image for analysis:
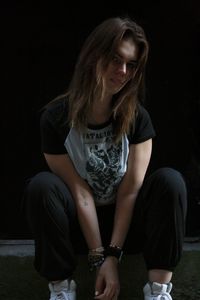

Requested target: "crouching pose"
[{"left": 23, "top": 16, "right": 187, "bottom": 300}]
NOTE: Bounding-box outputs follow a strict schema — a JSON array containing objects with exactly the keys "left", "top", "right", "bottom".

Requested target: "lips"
[{"left": 111, "top": 78, "right": 125, "bottom": 85}]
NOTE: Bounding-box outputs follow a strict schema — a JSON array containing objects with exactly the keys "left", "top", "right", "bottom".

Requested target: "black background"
[{"left": 1, "top": 1, "right": 200, "bottom": 238}]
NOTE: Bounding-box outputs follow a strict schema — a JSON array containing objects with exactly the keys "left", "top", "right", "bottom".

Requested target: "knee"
[
  {"left": 154, "top": 167, "right": 186, "bottom": 193},
  {"left": 153, "top": 167, "right": 187, "bottom": 212},
  {"left": 26, "top": 171, "right": 55, "bottom": 195},
  {"left": 23, "top": 172, "right": 53, "bottom": 217},
  {"left": 24, "top": 172, "right": 64, "bottom": 219},
  {"left": 25, "top": 171, "right": 70, "bottom": 211},
  {"left": 25, "top": 171, "right": 64, "bottom": 210}
]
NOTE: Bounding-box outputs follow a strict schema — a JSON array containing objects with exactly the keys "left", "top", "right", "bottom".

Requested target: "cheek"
[
  {"left": 128, "top": 71, "right": 134, "bottom": 80},
  {"left": 105, "top": 64, "right": 114, "bottom": 75},
  {"left": 127, "top": 68, "right": 136, "bottom": 80},
  {"left": 103, "top": 66, "right": 114, "bottom": 83}
]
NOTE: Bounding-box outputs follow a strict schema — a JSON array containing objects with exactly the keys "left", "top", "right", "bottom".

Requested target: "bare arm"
[
  {"left": 110, "top": 139, "right": 152, "bottom": 248},
  {"left": 94, "top": 139, "right": 152, "bottom": 299},
  {"left": 44, "top": 153, "right": 102, "bottom": 250}
]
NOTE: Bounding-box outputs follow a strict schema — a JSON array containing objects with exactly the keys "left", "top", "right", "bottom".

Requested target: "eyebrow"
[{"left": 115, "top": 53, "right": 138, "bottom": 64}]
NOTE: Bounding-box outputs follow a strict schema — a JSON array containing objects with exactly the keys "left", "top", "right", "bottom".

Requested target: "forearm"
[
  {"left": 110, "top": 140, "right": 152, "bottom": 248},
  {"left": 75, "top": 194, "right": 102, "bottom": 250},
  {"left": 110, "top": 191, "right": 139, "bottom": 248},
  {"left": 70, "top": 180, "right": 102, "bottom": 250}
]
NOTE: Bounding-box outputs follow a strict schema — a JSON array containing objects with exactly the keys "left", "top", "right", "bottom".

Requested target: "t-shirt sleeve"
[
  {"left": 40, "top": 109, "right": 68, "bottom": 154},
  {"left": 128, "top": 104, "right": 156, "bottom": 144}
]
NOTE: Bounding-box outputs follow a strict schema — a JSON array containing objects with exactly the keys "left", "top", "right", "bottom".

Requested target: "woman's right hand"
[{"left": 94, "top": 256, "right": 120, "bottom": 300}]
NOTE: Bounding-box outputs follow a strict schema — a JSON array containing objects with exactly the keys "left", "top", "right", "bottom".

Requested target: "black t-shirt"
[{"left": 40, "top": 97, "right": 156, "bottom": 206}]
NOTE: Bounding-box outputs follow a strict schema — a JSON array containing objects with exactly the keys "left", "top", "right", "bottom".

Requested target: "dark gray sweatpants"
[{"left": 23, "top": 167, "right": 187, "bottom": 281}]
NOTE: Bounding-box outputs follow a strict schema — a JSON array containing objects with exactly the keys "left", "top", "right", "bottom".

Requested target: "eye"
[
  {"left": 127, "top": 62, "right": 137, "bottom": 70},
  {"left": 112, "top": 55, "right": 121, "bottom": 64}
]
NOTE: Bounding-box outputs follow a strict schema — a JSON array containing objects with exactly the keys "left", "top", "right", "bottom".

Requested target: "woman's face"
[{"left": 103, "top": 38, "right": 139, "bottom": 95}]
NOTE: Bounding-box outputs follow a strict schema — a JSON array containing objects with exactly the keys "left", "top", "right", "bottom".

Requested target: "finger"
[
  {"left": 104, "top": 284, "right": 120, "bottom": 299},
  {"left": 95, "top": 274, "right": 104, "bottom": 298},
  {"left": 95, "top": 285, "right": 114, "bottom": 300}
]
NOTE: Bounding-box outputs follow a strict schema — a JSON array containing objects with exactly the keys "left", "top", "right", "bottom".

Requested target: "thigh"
[{"left": 24, "top": 171, "right": 76, "bottom": 216}]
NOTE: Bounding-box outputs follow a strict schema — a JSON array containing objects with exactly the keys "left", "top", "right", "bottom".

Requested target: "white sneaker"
[
  {"left": 48, "top": 279, "right": 76, "bottom": 300},
  {"left": 143, "top": 282, "right": 173, "bottom": 300}
]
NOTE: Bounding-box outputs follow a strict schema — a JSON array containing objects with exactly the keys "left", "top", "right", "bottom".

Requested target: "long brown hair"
[{"left": 65, "top": 16, "right": 149, "bottom": 142}]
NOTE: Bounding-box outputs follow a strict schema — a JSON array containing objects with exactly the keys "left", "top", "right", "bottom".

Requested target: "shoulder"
[
  {"left": 136, "top": 103, "right": 151, "bottom": 120},
  {"left": 134, "top": 103, "right": 155, "bottom": 130},
  {"left": 40, "top": 94, "right": 68, "bottom": 128},
  {"left": 39, "top": 94, "right": 70, "bottom": 154},
  {"left": 128, "top": 103, "right": 156, "bottom": 144},
  {"left": 42, "top": 94, "right": 68, "bottom": 118}
]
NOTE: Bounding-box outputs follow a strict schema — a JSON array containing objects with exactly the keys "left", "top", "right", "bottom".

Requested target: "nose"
[{"left": 118, "top": 62, "right": 127, "bottom": 74}]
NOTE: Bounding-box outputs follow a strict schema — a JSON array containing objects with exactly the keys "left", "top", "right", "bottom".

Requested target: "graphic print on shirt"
[
  {"left": 64, "top": 124, "right": 129, "bottom": 205},
  {"left": 84, "top": 135, "right": 124, "bottom": 204}
]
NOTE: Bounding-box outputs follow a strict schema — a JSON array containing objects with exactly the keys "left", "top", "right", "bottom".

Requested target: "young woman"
[{"left": 24, "top": 16, "right": 187, "bottom": 300}]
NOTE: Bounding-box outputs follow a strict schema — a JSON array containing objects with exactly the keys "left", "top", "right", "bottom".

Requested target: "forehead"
[{"left": 116, "top": 38, "right": 138, "bottom": 61}]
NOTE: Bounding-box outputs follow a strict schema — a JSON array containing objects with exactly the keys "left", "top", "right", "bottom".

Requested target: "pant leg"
[
  {"left": 23, "top": 171, "right": 79, "bottom": 281},
  {"left": 126, "top": 167, "right": 187, "bottom": 271}
]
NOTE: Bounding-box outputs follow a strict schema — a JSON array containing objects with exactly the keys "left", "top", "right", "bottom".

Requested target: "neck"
[{"left": 88, "top": 96, "right": 113, "bottom": 125}]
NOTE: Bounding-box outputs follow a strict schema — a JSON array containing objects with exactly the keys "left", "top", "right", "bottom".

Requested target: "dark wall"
[{"left": 1, "top": 1, "right": 200, "bottom": 238}]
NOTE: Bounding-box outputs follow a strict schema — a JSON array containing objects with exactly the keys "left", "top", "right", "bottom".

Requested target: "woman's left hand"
[{"left": 94, "top": 256, "right": 120, "bottom": 300}]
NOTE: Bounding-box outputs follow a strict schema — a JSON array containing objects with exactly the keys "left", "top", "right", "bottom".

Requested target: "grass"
[{"left": 0, "top": 252, "right": 200, "bottom": 299}]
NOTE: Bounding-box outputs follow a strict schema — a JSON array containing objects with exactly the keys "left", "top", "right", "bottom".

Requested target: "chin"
[
  {"left": 107, "top": 82, "right": 124, "bottom": 95},
  {"left": 113, "top": 85, "right": 124, "bottom": 94}
]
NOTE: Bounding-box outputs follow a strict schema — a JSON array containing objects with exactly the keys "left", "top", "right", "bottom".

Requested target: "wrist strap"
[{"left": 104, "top": 245, "right": 123, "bottom": 262}]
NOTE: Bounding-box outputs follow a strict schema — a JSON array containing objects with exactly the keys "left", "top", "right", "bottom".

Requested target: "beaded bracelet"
[
  {"left": 88, "top": 247, "right": 105, "bottom": 271},
  {"left": 88, "top": 246, "right": 104, "bottom": 255}
]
